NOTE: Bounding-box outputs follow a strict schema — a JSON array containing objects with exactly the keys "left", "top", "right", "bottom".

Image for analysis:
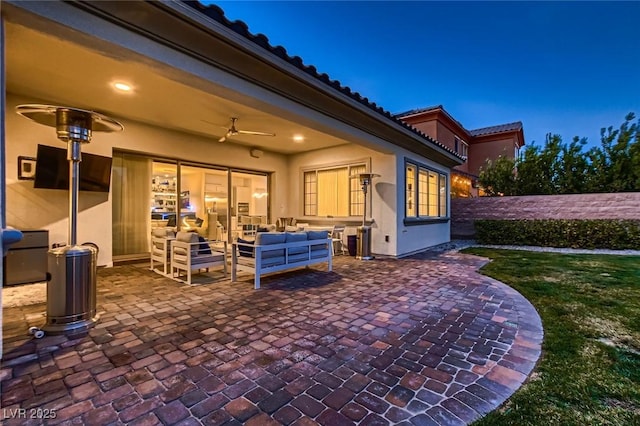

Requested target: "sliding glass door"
[
  {"left": 150, "top": 161, "right": 178, "bottom": 227},
  {"left": 230, "top": 170, "right": 269, "bottom": 240},
  {"left": 112, "top": 152, "right": 269, "bottom": 261},
  {"left": 179, "top": 165, "right": 229, "bottom": 241}
]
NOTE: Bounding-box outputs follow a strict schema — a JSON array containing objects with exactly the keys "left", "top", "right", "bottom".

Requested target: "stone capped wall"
[{"left": 451, "top": 192, "right": 640, "bottom": 238}]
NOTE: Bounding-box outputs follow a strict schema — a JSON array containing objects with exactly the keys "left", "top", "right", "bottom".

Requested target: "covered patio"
[{"left": 1, "top": 251, "right": 542, "bottom": 425}]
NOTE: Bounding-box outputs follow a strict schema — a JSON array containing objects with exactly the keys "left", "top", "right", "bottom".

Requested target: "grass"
[{"left": 461, "top": 248, "right": 640, "bottom": 426}]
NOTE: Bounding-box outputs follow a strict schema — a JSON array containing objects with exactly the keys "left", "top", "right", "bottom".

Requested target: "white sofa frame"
[
  {"left": 231, "top": 237, "right": 332, "bottom": 289},
  {"left": 150, "top": 235, "right": 173, "bottom": 275},
  {"left": 171, "top": 239, "right": 228, "bottom": 285}
]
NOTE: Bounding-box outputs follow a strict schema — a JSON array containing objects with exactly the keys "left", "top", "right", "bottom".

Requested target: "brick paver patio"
[{"left": 1, "top": 250, "right": 543, "bottom": 425}]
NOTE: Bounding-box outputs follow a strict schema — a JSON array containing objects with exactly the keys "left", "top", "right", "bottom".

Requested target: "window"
[
  {"left": 418, "top": 169, "right": 428, "bottom": 216},
  {"left": 304, "top": 162, "right": 367, "bottom": 217},
  {"left": 405, "top": 160, "right": 448, "bottom": 219},
  {"left": 304, "top": 172, "right": 317, "bottom": 216},
  {"left": 454, "top": 137, "right": 468, "bottom": 158},
  {"left": 439, "top": 174, "right": 447, "bottom": 216},
  {"left": 406, "top": 164, "right": 416, "bottom": 217},
  {"left": 349, "top": 164, "right": 366, "bottom": 216}
]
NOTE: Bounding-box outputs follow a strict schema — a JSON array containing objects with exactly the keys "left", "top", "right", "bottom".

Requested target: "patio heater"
[
  {"left": 16, "top": 104, "right": 123, "bottom": 335},
  {"left": 352, "top": 173, "right": 379, "bottom": 260}
]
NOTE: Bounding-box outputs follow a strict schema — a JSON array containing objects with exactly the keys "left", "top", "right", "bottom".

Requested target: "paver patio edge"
[{"left": 2, "top": 252, "right": 544, "bottom": 425}]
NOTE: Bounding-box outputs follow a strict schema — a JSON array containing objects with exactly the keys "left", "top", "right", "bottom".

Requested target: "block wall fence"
[{"left": 450, "top": 192, "right": 640, "bottom": 238}]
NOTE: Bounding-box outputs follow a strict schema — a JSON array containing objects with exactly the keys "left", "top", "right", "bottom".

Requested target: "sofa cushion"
[
  {"left": 173, "top": 232, "right": 198, "bottom": 257},
  {"left": 152, "top": 240, "right": 170, "bottom": 258},
  {"left": 288, "top": 252, "right": 310, "bottom": 263},
  {"left": 152, "top": 228, "right": 165, "bottom": 238},
  {"left": 310, "top": 242, "right": 329, "bottom": 252},
  {"left": 255, "top": 232, "right": 286, "bottom": 245},
  {"left": 152, "top": 228, "right": 175, "bottom": 238},
  {"left": 310, "top": 248, "right": 330, "bottom": 259},
  {"left": 237, "top": 238, "right": 254, "bottom": 258},
  {"left": 285, "top": 232, "right": 309, "bottom": 255},
  {"left": 254, "top": 233, "right": 286, "bottom": 260},
  {"left": 285, "top": 232, "right": 307, "bottom": 242},
  {"left": 259, "top": 256, "right": 286, "bottom": 268},
  {"left": 176, "top": 231, "right": 198, "bottom": 243},
  {"left": 261, "top": 248, "right": 285, "bottom": 259},
  {"left": 307, "top": 230, "right": 329, "bottom": 240},
  {"left": 191, "top": 253, "right": 224, "bottom": 265}
]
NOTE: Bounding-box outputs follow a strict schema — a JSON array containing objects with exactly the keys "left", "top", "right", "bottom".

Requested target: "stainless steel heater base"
[{"left": 41, "top": 244, "right": 98, "bottom": 335}]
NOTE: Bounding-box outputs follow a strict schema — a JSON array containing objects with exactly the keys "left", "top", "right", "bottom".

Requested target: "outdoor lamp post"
[
  {"left": 352, "top": 173, "right": 379, "bottom": 260},
  {"left": 16, "top": 104, "right": 123, "bottom": 336}
]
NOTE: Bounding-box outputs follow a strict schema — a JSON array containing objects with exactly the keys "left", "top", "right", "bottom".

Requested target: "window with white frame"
[
  {"left": 303, "top": 171, "right": 317, "bottom": 216},
  {"left": 405, "top": 160, "right": 448, "bottom": 219},
  {"left": 303, "top": 162, "right": 367, "bottom": 217},
  {"left": 406, "top": 164, "right": 416, "bottom": 217},
  {"left": 454, "top": 137, "right": 468, "bottom": 158}
]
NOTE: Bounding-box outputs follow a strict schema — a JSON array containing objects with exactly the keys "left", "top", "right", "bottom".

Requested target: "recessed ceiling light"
[
  {"left": 293, "top": 135, "right": 305, "bottom": 142},
  {"left": 112, "top": 81, "right": 132, "bottom": 92}
]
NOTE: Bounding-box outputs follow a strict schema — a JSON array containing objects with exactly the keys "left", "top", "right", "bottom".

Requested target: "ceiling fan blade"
[
  {"left": 237, "top": 130, "right": 276, "bottom": 137},
  {"left": 200, "top": 118, "right": 229, "bottom": 130}
]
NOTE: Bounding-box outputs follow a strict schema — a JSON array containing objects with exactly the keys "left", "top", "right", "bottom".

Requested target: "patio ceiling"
[{"left": 4, "top": 20, "right": 349, "bottom": 155}]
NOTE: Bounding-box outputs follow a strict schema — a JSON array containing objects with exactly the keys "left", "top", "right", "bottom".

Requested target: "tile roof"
[
  {"left": 469, "top": 121, "right": 523, "bottom": 137},
  {"left": 396, "top": 108, "right": 524, "bottom": 142},
  {"left": 394, "top": 105, "right": 469, "bottom": 136},
  {"left": 182, "top": 1, "right": 464, "bottom": 161},
  {"left": 393, "top": 105, "right": 443, "bottom": 118}
]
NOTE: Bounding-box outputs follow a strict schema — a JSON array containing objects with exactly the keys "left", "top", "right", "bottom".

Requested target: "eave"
[{"left": 63, "top": 0, "right": 463, "bottom": 167}]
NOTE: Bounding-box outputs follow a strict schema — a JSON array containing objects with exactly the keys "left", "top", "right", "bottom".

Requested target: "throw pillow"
[
  {"left": 237, "top": 238, "right": 255, "bottom": 257},
  {"left": 197, "top": 236, "right": 212, "bottom": 255}
]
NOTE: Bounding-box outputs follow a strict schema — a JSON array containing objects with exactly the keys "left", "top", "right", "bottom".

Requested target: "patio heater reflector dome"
[{"left": 16, "top": 104, "right": 123, "bottom": 335}]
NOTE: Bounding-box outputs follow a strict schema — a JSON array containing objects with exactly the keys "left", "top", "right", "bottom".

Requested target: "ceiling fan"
[{"left": 217, "top": 117, "right": 275, "bottom": 143}]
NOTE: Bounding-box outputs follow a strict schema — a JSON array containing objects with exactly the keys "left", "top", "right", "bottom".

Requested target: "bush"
[{"left": 474, "top": 219, "right": 640, "bottom": 249}]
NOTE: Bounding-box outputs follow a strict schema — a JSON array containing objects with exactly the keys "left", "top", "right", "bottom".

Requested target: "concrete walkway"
[{"left": 1, "top": 251, "right": 542, "bottom": 425}]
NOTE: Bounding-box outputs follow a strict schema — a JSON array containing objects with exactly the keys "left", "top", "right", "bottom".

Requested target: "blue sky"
[{"left": 212, "top": 1, "right": 640, "bottom": 148}]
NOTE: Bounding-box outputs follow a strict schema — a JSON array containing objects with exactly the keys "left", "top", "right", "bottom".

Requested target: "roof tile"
[
  {"left": 469, "top": 122, "right": 523, "bottom": 137},
  {"left": 182, "top": 0, "right": 463, "bottom": 160}
]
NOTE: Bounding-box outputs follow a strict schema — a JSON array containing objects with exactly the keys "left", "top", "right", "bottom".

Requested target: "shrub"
[{"left": 474, "top": 219, "right": 640, "bottom": 249}]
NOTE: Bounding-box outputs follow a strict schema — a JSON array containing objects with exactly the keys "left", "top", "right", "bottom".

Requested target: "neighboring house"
[
  {"left": 396, "top": 106, "right": 525, "bottom": 197},
  {"left": 1, "top": 0, "right": 464, "bottom": 274}
]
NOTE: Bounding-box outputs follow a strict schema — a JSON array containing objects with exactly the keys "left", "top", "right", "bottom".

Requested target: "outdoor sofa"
[{"left": 231, "top": 230, "right": 332, "bottom": 289}]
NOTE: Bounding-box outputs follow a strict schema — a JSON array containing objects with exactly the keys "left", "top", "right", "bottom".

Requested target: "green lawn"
[{"left": 461, "top": 248, "right": 640, "bottom": 426}]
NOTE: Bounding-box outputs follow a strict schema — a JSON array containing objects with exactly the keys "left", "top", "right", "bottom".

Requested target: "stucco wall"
[
  {"left": 6, "top": 93, "right": 289, "bottom": 266},
  {"left": 288, "top": 144, "right": 398, "bottom": 256},
  {"left": 467, "top": 137, "right": 515, "bottom": 176},
  {"left": 287, "top": 143, "right": 453, "bottom": 257},
  {"left": 395, "top": 152, "right": 451, "bottom": 256},
  {"left": 451, "top": 192, "right": 640, "bottom": 237}
]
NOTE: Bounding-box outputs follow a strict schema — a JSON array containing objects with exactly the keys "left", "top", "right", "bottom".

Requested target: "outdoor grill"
[{"left": 16, "top": 104, "right": 123, "bottom": 335}]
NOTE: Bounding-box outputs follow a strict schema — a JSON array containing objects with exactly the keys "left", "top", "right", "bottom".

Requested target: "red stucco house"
[{"left": 396, "top": 105, "right": 525, "bottom": 197}]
